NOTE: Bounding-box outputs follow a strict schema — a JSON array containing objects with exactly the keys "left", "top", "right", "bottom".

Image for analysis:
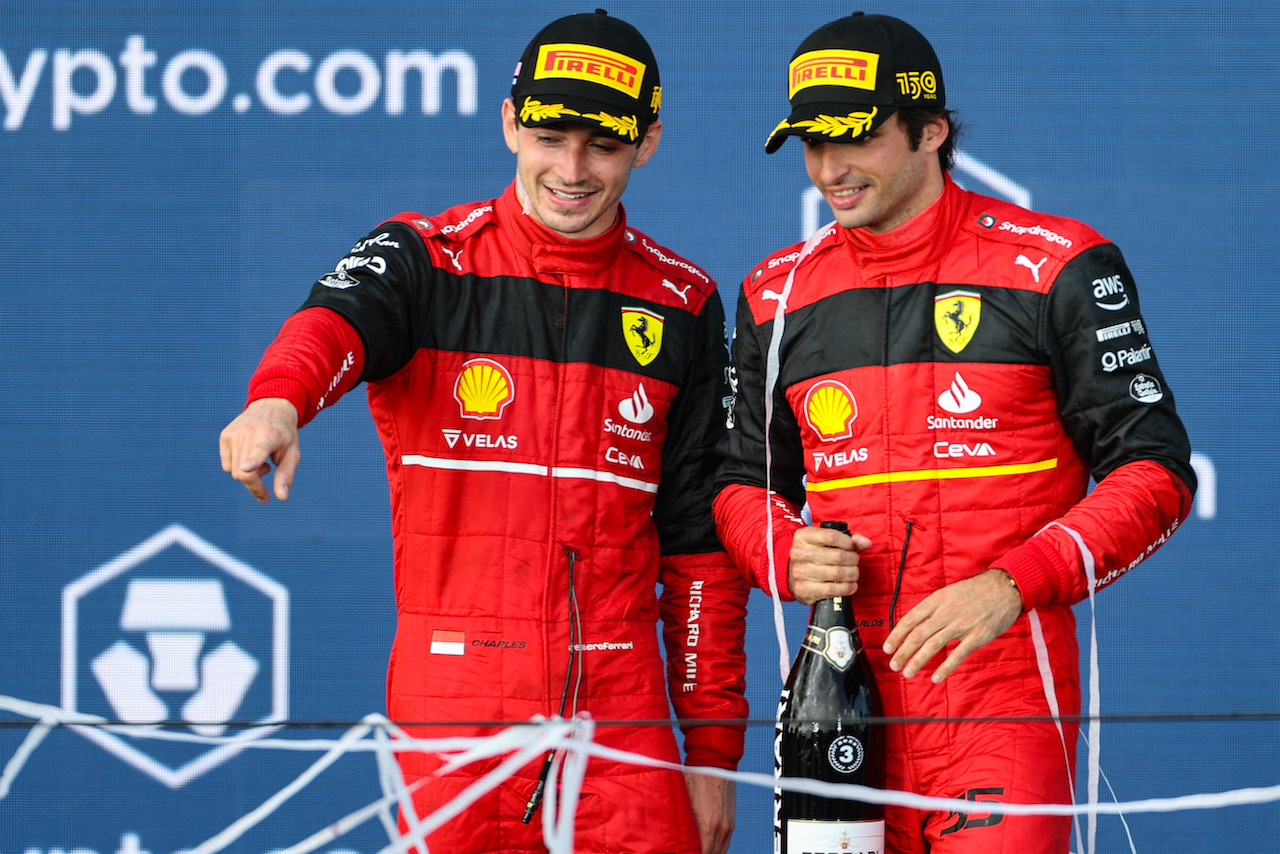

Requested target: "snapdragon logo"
[{"left": 1, "top": 35, "right": 478, "bottom": 130}]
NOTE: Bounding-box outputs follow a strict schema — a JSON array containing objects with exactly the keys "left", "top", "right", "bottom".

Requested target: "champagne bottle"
[{"left": 774, "top": 520, "right": 885, "bottom": 854}]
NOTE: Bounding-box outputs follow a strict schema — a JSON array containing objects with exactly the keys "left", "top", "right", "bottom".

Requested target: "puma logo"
[
  {"left": 661, "top": 278, "right": 692, "bottom": 303},
  {"left": 1015, "top": 254, "right": 1047, "bottom": 283},
  {"left": 442, "top": 246, "right": 464, "bottom": 272}
]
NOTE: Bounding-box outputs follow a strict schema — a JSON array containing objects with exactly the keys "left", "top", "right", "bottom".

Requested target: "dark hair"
[{"left": 897, "top": 106, "right": 961, "bottom": 172}]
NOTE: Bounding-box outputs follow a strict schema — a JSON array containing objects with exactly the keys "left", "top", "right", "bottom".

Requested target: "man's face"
[
  {"left": 502, "top": 99, "right": 661, "bottom": 240},
  {"left": 801, "top": 113, "right": 947, "bottom": 233}
]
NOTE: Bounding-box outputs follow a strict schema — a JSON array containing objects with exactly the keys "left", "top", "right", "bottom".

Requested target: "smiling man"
[
  {"left": 714, "top": 12, "right": 1195, "bottom": 854},
  {"left": 219, "top": 11, "right": 747, "bottom": 854}
]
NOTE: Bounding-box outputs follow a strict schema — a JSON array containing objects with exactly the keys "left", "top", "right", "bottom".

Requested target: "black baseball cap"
[
  {"left": 765, "top": 12, "right": 945, "bottom": 153},
  {"left": 510, "top": 9, "right": 661, "bottom": 144}
]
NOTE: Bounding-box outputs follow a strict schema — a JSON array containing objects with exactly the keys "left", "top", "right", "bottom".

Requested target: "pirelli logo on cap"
[
  {"left": 789, "top": 49, "right": 880, "bottom": 98},
  {"left": 535, "top": 43, "right": 645, "bottom": 99}
]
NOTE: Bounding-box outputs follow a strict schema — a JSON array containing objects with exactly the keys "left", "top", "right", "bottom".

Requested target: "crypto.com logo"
[
  {"left": 61, "top": 524, "right": 288, "bottom": 788},
  {"left": 800, "top": 151, "right": 1032, "bottom": 239}
]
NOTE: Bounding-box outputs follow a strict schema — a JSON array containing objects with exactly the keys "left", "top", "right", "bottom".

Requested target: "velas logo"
[
  {"left": 622, "top": 307, "right": 664, "bottom": 366},
  {"left": 788, "top": 49, "right": 880, "bottom": 98},
  {"left": 534, "top": 43, "right": 644, "bottom": 99},
  {"left": 61, "top": 524, "right": 288, "bottom": 788},
  {"left": 454, "top": 358, "right": 515, "bottom": 420},
  {"left": 935, "top": 290, "right": 982, "bottom": 354},
  {"left": 804, "top": 379, "right": 858, "bottom": 442}
]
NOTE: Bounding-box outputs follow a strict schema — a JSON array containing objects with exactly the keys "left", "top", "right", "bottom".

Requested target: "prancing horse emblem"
[
  {"left": 934, "top": 289, "right": 982, "bottom": 354},
  {"left": 621, "top": 307, "right": 665, "bottom": 366}
]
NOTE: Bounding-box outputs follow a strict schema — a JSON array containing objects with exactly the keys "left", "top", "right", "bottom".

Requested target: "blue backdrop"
[{"left": 2, "top": 2, "right": 1276, "bottom": 853}]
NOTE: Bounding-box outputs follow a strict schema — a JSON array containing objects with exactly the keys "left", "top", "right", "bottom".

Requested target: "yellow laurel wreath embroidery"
[
  {"left": 583, "top": 111, "right": 639, "bottom": 141},
  {"left": 790, "top": 108, "right": 878, "bottom": 139},
  {"left": 520, "top": 98, "right": 582, "bottom": 124}
]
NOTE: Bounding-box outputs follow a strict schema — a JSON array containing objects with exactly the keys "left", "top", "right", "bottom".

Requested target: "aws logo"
[
  {"left": 803, "top": 379, "right": 857, "bottom": 442},
  {"left": 454, "top": 358, "right": 514, "bottom": 420}
]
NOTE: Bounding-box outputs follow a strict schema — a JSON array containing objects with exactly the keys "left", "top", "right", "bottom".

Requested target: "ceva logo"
[{"left": 61, "top": 524, "right": 288, "bottom": 788}]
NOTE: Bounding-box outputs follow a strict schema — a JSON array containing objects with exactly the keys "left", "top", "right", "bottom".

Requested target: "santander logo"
[
  {"left": 619, "top": 382, "right": 655, "bottom": 424},
  {"left": 938, "top": 372, "right": 981, "bottom": 414}
]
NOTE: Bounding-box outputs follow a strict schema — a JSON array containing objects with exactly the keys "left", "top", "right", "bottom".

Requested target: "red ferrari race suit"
[
  {"left": 244, "top": 181, "right": 749, "bottom": 854},
  {"left": 714, "top": 176, "right": 1195, "bottom": 854}
]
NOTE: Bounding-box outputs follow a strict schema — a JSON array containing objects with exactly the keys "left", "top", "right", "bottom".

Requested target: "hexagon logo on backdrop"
[{"left": 61, "top": 524, "right": 289, "bottom": 788}]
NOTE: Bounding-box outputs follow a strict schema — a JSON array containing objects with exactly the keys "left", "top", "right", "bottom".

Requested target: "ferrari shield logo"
[
  {"left": 934, "top": 289, "right": 981, "bottom": 353},
  {"left": 622, "top": 307, "right": 664, "bottom": 366}
]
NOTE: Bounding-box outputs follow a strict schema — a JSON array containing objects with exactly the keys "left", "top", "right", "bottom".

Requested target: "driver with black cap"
[{"left": 220, "top": 10, "right": 749, "bottom": 854}]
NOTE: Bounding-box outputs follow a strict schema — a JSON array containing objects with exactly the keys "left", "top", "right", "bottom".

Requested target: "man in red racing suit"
[
  {"left": 220, "top": 12, "right": 747, "bottom": 854},
  {"left": 713, "top": 13, "right": 1194, "bottom": 854}
]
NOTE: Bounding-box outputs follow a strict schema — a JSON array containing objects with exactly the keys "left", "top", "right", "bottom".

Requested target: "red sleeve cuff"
[
  {"left": 712, "top": 484, "right": 803, "bottom": 601},
  {"left": 244, "top": 308, "right": 365, "bottom": 427},
  {"left": 246, "top": 375, "right": 312, "bottom": 421},
  {"left": 682, "top": 724, "right": 746, "bottom": 770},
  {"left": 757, "top": 527, "right": 798, "bottom": 602},
  {"left": 996, "top": 536, "right": 1073, "bottom": 611}
]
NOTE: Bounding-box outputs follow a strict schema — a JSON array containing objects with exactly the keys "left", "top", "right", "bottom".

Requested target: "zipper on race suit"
[
  {"left": 524, "top": 542, "right": 581, "bottom": 824},
  {"left": 888, "top": 515, "right": 922, "bottom": 630}
]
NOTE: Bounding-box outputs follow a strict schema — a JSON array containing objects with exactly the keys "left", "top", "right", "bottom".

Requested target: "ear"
[
  {"left": 632, "top": 119, "right": 662, "bottom": 168},
  {"left": 919, "top": 114, "right": 948, "bottom": 155},
  {"left": 502, "top": 98, "right": 520, "bottom": 155}
]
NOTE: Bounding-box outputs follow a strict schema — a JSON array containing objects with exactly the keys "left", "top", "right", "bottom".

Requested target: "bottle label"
[
  {"left": 785, "top": 818, "right": 885, "bottom": 854},
  {"left": 801, "top": 625, "right": 856, "bottom": 672}
]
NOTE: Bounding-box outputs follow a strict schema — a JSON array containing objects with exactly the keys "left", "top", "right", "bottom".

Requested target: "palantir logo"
[{"left": 61, "top": 524, "right": 288, "bottom": 788}]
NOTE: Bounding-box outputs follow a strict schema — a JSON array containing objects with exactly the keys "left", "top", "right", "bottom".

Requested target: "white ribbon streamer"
[
  {"left": 760, "top": 221, "right": 836, "bottom": 679},
  {"left": 1045, "top": 520, "right": 1106, "bottom": 854},
  {"left": 1, "top": 696, "right": 1276, "bottom": 851}
]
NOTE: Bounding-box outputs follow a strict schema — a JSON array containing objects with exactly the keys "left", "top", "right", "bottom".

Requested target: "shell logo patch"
[
  {"left": 803, "top": 379, "right": 858, "bottom": 442},
  {"left": 935, "top": 289, "right": 982, "bottom": 353},
  {"left": 454, "top": 358, "right": 515, "bottom": 420},
  {"left": 622, "top": 307, "right": 664, "bottom": 366}
]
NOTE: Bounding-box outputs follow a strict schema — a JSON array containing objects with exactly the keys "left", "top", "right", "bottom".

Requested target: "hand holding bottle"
[
  {"left": 787, "top": 524, "right": 873, "bottom": 604},
  {"left": 776, "top": 520, "right": 885, "bottom": 854}
]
